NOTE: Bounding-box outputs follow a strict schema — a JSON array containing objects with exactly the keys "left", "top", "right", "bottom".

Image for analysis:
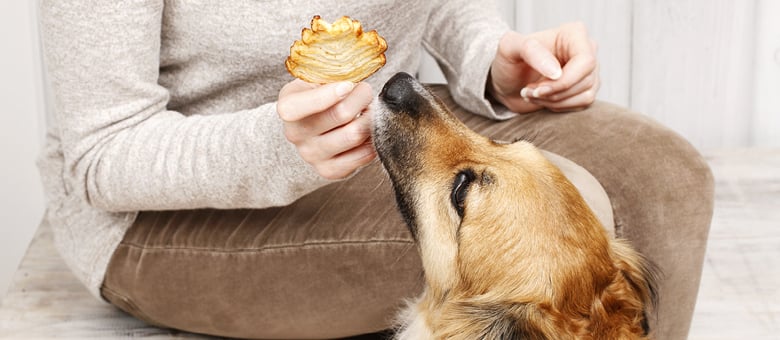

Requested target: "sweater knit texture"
[{"left": 38, "top": 0, "right": 511, "bottom": 300}]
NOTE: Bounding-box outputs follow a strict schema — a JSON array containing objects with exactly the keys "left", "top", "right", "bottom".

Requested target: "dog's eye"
[{"left": 451, "top": 171, "right": 474, "bottom": 218}]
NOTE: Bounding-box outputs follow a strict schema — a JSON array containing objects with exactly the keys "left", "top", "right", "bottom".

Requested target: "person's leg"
[
  {"left": 100, "top": 95, "right": 611, "bottom": 339},
  {"left": 433, "top": 86, "right": 714, "bottom": 340},
  {"left": 102, "top": 84, "right": 711, "bottom": 339},
  {"left": 101, "top": 162, "right": 424, "bottom": 339}
]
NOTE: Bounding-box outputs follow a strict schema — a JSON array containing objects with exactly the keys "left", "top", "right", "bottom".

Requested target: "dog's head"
[{"left": 373, "top": 73, "right": 656, "bottom": 339}]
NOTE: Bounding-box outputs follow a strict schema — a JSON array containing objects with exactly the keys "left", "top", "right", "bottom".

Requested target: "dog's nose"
[{"left": 379, "top": 72, "right": 416, "bottom": 108}]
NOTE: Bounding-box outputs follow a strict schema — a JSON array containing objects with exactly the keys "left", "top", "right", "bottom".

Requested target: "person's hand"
[
  {"left": 488, "top": 22, "right": 599, "bottom": 113},
  {"left": 277, "top": 79, "right": 376, "bottom": 180}
]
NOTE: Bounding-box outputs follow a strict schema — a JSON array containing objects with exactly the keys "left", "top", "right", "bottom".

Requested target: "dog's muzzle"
[
  {"left": 372, "top": 72, "right": 432, "bottom": 237},
  {"left": 376, "top": 72, "right": 429, "bottom": 119},
  {"left": 379, "top": 72, "right": 415, "bottom": 108},
  {"left": 371, "top": 72, "right": 429, "bottom": 169}
]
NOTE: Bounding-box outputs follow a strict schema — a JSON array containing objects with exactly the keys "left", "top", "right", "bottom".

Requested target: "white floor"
[
  {"left": 687, "top": 149, "right": 780, "bottom": 339},
  {"left": 1, "top": 149, "right": 778, "bottom": 339}
]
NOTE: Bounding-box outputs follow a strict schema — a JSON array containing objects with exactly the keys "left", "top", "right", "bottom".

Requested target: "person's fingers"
[
  {"left": 547, "top": 67, "right": 599, "bottom": 102},
  {"left": 277, "top": 79, "right": 378, "bottom": 179},
  {"left": 531, "top": 53, "right": 596, "bottom": 97},
  {"left": 313, "top": 141, "right": 377, "bottom": 180},
  {"left": 278, "top": 78, "right": 320, "bottom": 96},
  {"left": 528, "top": 81, "right": 599, "bottom": 112},
  {"left": 527, "top": 64, "right": 599, "bottom": 102},
  {"left": 498, "top": 32, "right": 562, "bottom": 81},
  {"left": 295, "top": 112, "right": 373, "bottom": 164},
  {"left": 518, "top": 38, "right": 563, "bottom": 80},
  {"left": 283, "top": 83, "right": 373, "bottom": 143},
  {"left": 277, "top": 80, "right": 356, "bottom": 122},
  {"left": 520, "top": 22, "right": 597, "bottom": 99}
]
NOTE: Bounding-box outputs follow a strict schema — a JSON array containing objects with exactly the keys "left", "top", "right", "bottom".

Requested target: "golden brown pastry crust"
[{"left": 285, "top": 16, "right": 388, "bottom": 84}]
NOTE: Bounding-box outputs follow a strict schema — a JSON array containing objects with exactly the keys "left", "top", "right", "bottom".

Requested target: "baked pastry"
[{"left": 285, "top": 15, "right": 387, "bottom": 84}]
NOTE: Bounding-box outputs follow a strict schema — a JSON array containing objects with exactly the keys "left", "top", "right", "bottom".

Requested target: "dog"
[{"left": 371, "top": 72, "right": 657, "bottom": 339}]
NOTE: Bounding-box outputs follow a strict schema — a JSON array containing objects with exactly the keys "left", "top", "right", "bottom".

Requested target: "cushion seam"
[{"left": 118, "top": 238, "right": 416, "bottom": 253}]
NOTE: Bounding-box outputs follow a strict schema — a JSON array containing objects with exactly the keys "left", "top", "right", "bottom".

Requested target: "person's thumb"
[{"left": 502, "top": 34, "right": 562, "bottom": 80}]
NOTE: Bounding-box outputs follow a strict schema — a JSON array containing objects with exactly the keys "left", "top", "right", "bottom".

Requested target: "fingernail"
[
  {"left": 541, "top": 60, "right": 562, "bottom": 80},
  {"left": 533, "top": 86, "right": 552, "bottom": 98},
  {"left": 335, "top": 82, "right": 355, "bottom": 98},
  {"left": 520, "top": 88, "right": 531, "bottom": 99},
  {"left": 355, "top": 108, "right": 369, "bottom": 120}
]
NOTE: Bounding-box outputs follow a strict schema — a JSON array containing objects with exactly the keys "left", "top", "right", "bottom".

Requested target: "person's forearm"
[
  {"left": 41, "top": 1, "right": 328, "bottom": 211},
  {"left": 421, "top": 0, "right": 512, "bottom": 119}
]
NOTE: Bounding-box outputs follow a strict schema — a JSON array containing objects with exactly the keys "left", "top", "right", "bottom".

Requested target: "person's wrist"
[{"left": 484, "top": 67, "right": 507, "bottom": 106}]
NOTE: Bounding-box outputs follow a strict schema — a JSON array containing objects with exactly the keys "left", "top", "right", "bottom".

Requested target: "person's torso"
[{"left": 158, "top": 0, "right": 434, "bottom": 115}]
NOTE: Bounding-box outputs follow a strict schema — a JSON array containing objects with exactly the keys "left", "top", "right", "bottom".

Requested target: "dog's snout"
[{"left": 379, "top": 72, "right": 416, "bottom": 108}]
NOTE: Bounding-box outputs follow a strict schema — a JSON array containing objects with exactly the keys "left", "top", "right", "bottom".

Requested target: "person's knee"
[
  {"left": 597, "top": 106, "right": 714, "bottom": 242},
  {"left": 633, "top": 113, "right": 713, "bottom": 210}
]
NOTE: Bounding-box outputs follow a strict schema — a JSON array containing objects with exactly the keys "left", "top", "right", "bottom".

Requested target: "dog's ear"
[
  {"left": 590, "top": 240, "right": 659, "bottom": 338},
  {"left": 483, "top": 304, "right": 548, "bottom": 340},
  {"left": 434, "top": 300, "right": 549, "bottom": 340}
]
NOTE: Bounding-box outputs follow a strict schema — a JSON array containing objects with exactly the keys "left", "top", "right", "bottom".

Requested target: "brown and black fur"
[{"left": 372, "top": 72, "right": 657, "bottom": 340}]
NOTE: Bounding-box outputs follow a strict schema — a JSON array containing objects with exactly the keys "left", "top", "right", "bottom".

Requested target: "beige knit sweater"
[{"left": 38, "top": 1, "right": 511, "bottom": 300}]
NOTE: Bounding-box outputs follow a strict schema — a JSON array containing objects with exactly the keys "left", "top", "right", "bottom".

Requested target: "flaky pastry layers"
[{"left": 285, "top": 15, "right": 388, "bottom": 84}]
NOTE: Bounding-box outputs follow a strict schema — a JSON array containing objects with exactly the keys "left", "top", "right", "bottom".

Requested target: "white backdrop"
[
  {"left": 0, "top": 2, "right": 46, "bottom": 301},
  {"left": 419, "top": 0, "right": 780, "bottom": 151}
]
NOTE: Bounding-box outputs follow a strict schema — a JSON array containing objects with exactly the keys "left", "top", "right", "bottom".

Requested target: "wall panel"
[
  {"left": 630, "top": 0, "right": 756, "bottom": 150},
  {"left": 753, "top": 0, "right": 780, "bottom": 146}
]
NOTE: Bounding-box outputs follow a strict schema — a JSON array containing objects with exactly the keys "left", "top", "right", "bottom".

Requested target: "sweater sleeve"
[
  {"left": 421, "top": 0, "right": 515, "bottom": 120},
  {"left": 40, "top": 1, "right": 331, "bottom": 212}
]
